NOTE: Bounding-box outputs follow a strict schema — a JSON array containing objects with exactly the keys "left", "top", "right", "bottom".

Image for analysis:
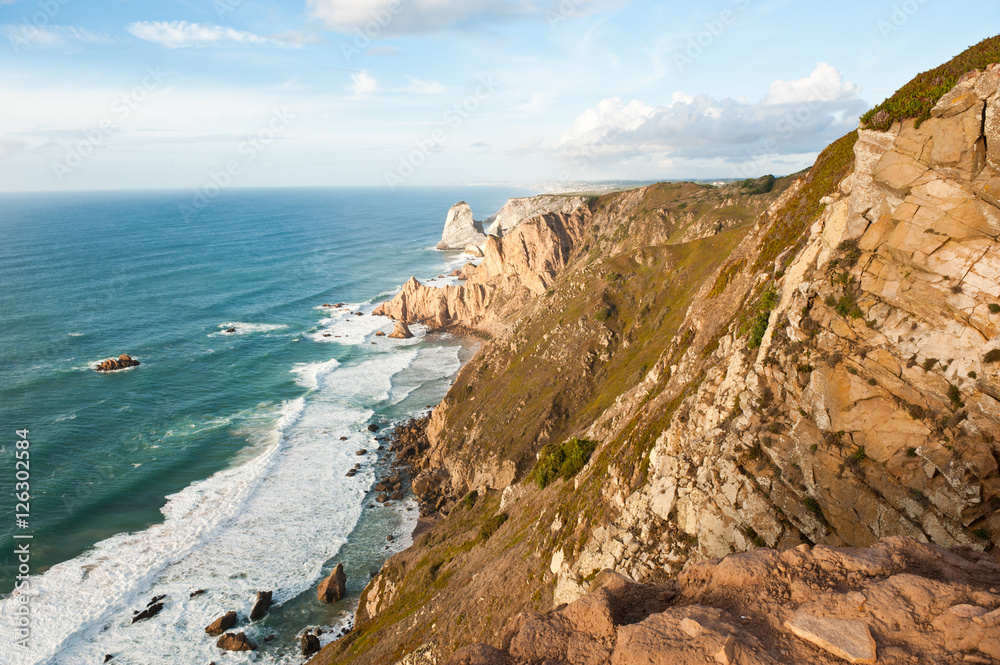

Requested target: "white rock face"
[
  {"left": 437, "top": 202, "right": 486, "bottom": 250},
  {"left": 484, "top": 195, "right": 589, "bottom": 237}
]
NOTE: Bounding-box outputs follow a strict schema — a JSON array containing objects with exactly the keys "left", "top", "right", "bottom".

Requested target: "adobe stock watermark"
[
  {"left": 51, "top": 66, "right": 168, "bottom": 183},
  {"left": 545, "top": 0, "right": 591, "bottom": 29},
  {"left": 553, "top": 126, "right": 624, "bottom": 187},
  {"left": 877, "top": 0, "right": 929, "bottom": 40},
  {"left": 179, "top": 108, "right": 295, "bottom": 221},
  {"left": 4, "top": 0, "right": 73, "bottom": 52},
  {"left": 340, "top": 0, "right": 402, "bottom": 63},
  {"left": 672, "top": 0, "right": 751, "bottom": 73},
  {"left": 384, "top": 76, "right": 498, "bottom": 189},
  {"left": 213, "top": 0, "right": 244, "bottom": 20}
]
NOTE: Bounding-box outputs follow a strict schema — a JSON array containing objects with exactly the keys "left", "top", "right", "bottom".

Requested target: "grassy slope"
[{"left": 862, "top": 34, "right": 1000, "bottom": 129}]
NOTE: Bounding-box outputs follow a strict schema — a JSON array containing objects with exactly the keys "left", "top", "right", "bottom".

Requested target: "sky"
[{"left": 0, "top": 0, "right": 996, "bottom": 192}]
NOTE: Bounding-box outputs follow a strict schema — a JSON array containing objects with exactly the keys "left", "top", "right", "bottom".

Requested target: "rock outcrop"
[
  {"left": 216, "top": 632, "right": 256, "bottom": 652},
  {"left": 95, "top": 354, "right": 140, "bottom": 372},
  {"left": 388, "top": 320, "right": 414, "bottom": 339},
  {"left": 447, "top": 537, "right": 1000, "bottom": 665},
  {"left": 318, "top": 563, "right": 347, "bottom": 603},
  {"left": 249, "top": 591, "right": 272, "bottom": 621},
  {"left": 438, "top": 202, "right": 486, "bottom": 250},
  {"left": 483, "top": 195, "right": 589, "bottom": 237},
  {"left": 205, "top": 611, "right": 238, "bottom": 636}
]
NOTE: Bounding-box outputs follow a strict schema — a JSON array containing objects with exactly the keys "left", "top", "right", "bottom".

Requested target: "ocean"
[{"left": 0, "top": 186, "right": 526, "bottom": 664}]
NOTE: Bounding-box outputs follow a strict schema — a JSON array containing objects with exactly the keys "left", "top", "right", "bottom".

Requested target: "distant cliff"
[{"left": 314, "top": 38, "right": 1000, "bottom": 665}]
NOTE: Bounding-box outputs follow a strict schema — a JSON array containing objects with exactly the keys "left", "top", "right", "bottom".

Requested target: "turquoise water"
[{"left": 0, "top": 187, "right": 524, "bottom": 664}]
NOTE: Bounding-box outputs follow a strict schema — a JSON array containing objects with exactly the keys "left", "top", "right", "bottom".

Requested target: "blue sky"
[{"left": 0, "top": 0, "right": 996, "bottom": 191}]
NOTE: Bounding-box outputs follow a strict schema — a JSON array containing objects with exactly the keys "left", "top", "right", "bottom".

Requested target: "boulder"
[
  {"left": 205, "top": 611, "right": 238, "bottom": 636},
  {"left": 224, "top": 327, "right": 236, "bottom": 334},
  {"left": 317, "top": 563, "right": 347, "bottom": 603},
  {"left": 249, "top": 591, "right": 272, "bottom": 621},
  {"left": 368, "top": 424, "right": 380, "bottom": 432},
  {"left": 131, "top": 602, "right": 163, "bottom": 623},
  {"left": 301, "top": 633, "right": 321, "bottom": 656},
  {"left": 785, "top": 612, "right": 877, "bottom": 664},
  {"left": 95, "top": 354, "right": 140, "bottom": 372},
  {"left": 216, "top": 632, "right": 256, "bottom": 652},
  {"left": 388, "top": 320, "right": 414, "bottom": 339},
  {"left": 437, "top": 202, "right": 486, "bottom": 250},
  {"left": 375, "top": 331, "right": 386, "bottom": 337}
]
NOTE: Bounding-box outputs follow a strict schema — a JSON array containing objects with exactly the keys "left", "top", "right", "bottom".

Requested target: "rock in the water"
[
  {"left": 301, "top": 633, "right": 321, "bottom": 657},
  {"left": 388, "top": 320, "right": 413, "bottom": 339},
  {"left": 356, "top": 449, "right": 367, "bottom": 456},
  {"left": 216, "top": 632, "right": 256, "bottom": 652},
  {"left": 785, "top": 612, "right": 877, "bottom": 664},
  {"left": 95, "top": 354, "right": 140, "bottom": 372},
  {"left": 224, "top": 327, "right": 236, "bottom": 334},
  {"left": 367, "top": 424, "right": 380, "bottom": 432},
  {"left": 437, "top": 202, "right": 486, "bottom": 250},
  {"left": 190, "top": 589, "right": 206, "bottom": 598},
  {"left": 375, "top": 331, "right": 386, "bottom": 337},
  {"left": 205, "top": 611, "right": 238, "bottom": 636},
  {"left": 249, "top": 591, "right": 272, "bottom": 621},
  {"left": 131, "top": 602, "right": 163, "bottom": 623},
  {"left": 317, "top": 563, "right": 347, "bottom": 603}
]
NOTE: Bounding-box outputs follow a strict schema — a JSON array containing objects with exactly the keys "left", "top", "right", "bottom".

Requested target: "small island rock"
[{"left": 317, "top": 563, "right": 347, "bottom": 603}]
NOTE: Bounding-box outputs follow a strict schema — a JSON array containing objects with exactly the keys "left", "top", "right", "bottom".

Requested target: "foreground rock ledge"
[{"left": 347, "top": 537, "right": 1000, "bottom": 665}]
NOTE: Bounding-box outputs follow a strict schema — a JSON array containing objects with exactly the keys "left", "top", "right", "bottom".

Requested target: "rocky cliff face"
[
  {"left": 312, "top": 57, "right": 1000, "bottom": 665},
  {"left": 484, "top": 195, "right": 590, "bottom": 237}
]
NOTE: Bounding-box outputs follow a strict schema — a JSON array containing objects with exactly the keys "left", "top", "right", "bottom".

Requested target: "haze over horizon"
[{"left": 0, "top": 0, "right": 996, "bottom": 192}]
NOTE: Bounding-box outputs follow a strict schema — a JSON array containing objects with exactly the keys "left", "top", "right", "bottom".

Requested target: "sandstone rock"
[
  {"left": 785, "top": 612, "right": 876, "bottom": 664},
  {"left": 464, "top": 245, "right": 485, "bottom": 258},
  {"left": 216, "top": 632, "right": 256, "bottom": 652},
  {"left": 301, "top": 633, "right": 321, "bottom": 657},
  {"left": 389, "top": 320, "right": 414, "bottom": 339},
  {"left": 483, "top": 195, "right": 588, "bottom": 237},
  {"left": 249, "top": 591, "right": 272, "bottom": 621},
  {"left": 375, "top": 330, "right": 386, "bottom": 337},
  {"left": 95, "top": 354, "right": 141, "bottom": 372},
  {"left": 205, "top": 611, "right": 238, "bottom": 636},
  {"left": 445, "top": 644, "right": 514, "bottom": 665},
  {"left": 438, "top": 202, "right": 486, "bottom": 250},
  {"left": 317, "top": 563, "right": 346, "bottom": 603},
  {"left": 368, "top": 424, "right": 380, "bottom": 432}
]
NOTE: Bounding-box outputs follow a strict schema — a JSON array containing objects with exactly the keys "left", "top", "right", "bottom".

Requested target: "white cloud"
[
  {"left": 349, "top": 70, "right": 378, "bottom": 97},
  {"left": 540, "top": 63, "right": 866, "bottom": 167},
  {"left": 126, "top": 21, "right": 295, "bottom": 49},
  {"left": 1, "top": 25, "right": 115, "bottom": 49},
  {"left": 763, "top": 62, "right": 861, "bottom": 105},
  {"left": 307, "top": 0, "right": 625, "bottom": 35}
]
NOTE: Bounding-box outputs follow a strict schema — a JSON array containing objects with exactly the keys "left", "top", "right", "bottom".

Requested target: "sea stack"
[
  {"left": 317, "top": 563, "right": 347, "bottom": 603},
  {"left": 436, "top": 202, "right": 486, "bottom": 250},
  {"left": 388, "top": 320, "right": 413, "bottom": 339}
]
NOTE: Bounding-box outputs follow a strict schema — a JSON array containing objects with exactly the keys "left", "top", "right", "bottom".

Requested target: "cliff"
[{"left": 314, "top": 40, "right": 1000, "bottom": 665}]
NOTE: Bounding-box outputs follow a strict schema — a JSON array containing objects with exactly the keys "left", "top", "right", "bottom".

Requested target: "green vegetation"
[
  {"left": 754, "top": 131, "right": 858, "bottom": 272},
  {"left": 834, "top": 294, "right": 864, "bottom": 319},
  {"left": 746, "top": 288, "right": 779, "bottom": 349},
  {"left": 460, "top": 490, "right": 479, "bottom": 511},
  {"left": 989, "top": 304, "right": 1000, "bottom": 314},
  {"left": 708, "top": 258, "right": 746, "bottom": 298},
  {"left": 532, "top": 437, "right": 597, "bottom": 489},
  {"left": 862, "top": 35, "right": 1000, "bottom": 130},
  {"left": 738, "top": 174, "right": 776, "bottom": 195},
  {"left": 478, "top": 513, "right": 509, "bottom": 541},
  {"left": 973, "top": 528, "right": 991, "bottom": 540},
  {"left": 948, "top": 384, "right": 965, "bottom": 411},
  {"left": 803, "top": 497, "right": 823, "bottom": 516},
  {"left": 923, "top": 358, "right": 938, "bottom": 372},
  {"left": 985, "top": 349, "right": 1000, "bottom": 363},
  {"left": 828, "top": 239, "right": 862, "bottom": 272}
]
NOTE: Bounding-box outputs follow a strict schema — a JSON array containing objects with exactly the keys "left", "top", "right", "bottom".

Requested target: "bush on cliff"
[{"left": 533, "top": 437, "right": 597, "bottom": 489}]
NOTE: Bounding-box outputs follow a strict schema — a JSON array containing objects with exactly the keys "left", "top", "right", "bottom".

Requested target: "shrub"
[
  {"left": 923, "top": 358, "right": 938, "bottom": 371},
  {"left": 906, "top": 447, "right": 918, "bottom": 457},
  {"left": 972, "top": 528, "right": 991, "bottom": 540},
  {"left": 985, "top": 349, "right": 1000, "bottom": 364},
  {"left": 989, "top": 304, "right": 1000, "bottom": 314},
  {"left": 969, "top": 371, "right": 978, "bottom": 379},
  {"left": 479, "top": 513, "right": 508, "bottom": 541},
  {"left": 835, "top": 294, "right": 864, "bottom": 319},
  {"left": 803, "top": 498, "right": 823, "bottom": 515},
  {"left": 533, "top": 438, "right": 598, "bottom": 489},
  {"left": 461, "top": 490, "right": 479, "bottom": 511},
  {"left": 747, "top": 288, "right": 779, "bottom": 349},
  {"left": 947, "top": 384, "right": 965, "bottom": 411}
]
